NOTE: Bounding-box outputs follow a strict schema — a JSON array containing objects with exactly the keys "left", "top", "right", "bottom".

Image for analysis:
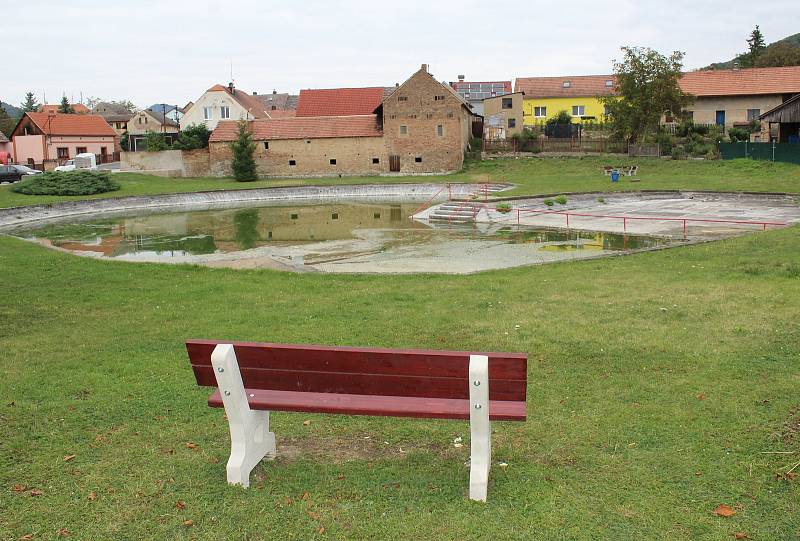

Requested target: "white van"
[{"left": 55, "top": 153, "right": 98, "bottom": 172}]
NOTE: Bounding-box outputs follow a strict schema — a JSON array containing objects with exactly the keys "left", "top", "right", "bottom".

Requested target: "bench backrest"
[{"left": 187, "top": 340, "right": 527, "bottom": 401}]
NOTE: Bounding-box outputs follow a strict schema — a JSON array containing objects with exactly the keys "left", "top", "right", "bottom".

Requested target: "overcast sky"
[{"left": 4, "top": 0, "right": 799, "bottom": 109}]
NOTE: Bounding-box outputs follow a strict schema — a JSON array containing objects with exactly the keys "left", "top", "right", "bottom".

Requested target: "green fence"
[{"left": 719, "top": 142, "right": 800, "bottom": 164}]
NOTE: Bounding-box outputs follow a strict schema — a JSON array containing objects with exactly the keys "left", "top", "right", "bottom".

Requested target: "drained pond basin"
[{"left": 8, "top": 190, "right": 799, "bottom": 274}]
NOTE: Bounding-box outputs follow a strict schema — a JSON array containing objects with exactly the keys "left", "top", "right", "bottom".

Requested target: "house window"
[
  {"left": 407, "top": 114, "right": 417, "bottom": 119},
  {"left": 414, "top": 156, "right": 422, "bottom": 163},
  {"left": 605, "top": 80, "right": 614, "bottom": 87},
  {"left": 289, "top": 160, "right": 296, "bottom": 166},
  {"left": 747, "top": 109, "right": 760, "bottom": 121},
  {"left": 398, "top": 96, "right": 408, "bottom": 102},
  {"left": 508, "top": 118, "right": 516, "bottom": 129},
  {"left": 220, "top": 106, "right": 230, "bottom": 119},
  {"left": 572, "top": 105, "right": 585, "bottom": 116},
  {"left": 330, "top": 159, "right": 337, "bottom": 165},
  {"left": 534, "top": 106, "right": 547, "bottom": 117},
  {"left": 399, "top": 125, "right": 408, "bottom": 135},
  {"left": 290, "top": 213, "right": 298, "bottom": 220},
  {"left": 447, "top": 112, "right": 454, "bottom": 118},
  {"left": 203, "top": 106, "right": 213, "bottom": 120},
  {"left": 372, "top": 157, "right": 380, "bottom": 164},
  {"left": 434, "top": 95, "right": 445, "bottom": 101},
  {"left": 562, "top": 81, "right": 571, "bottom": 88},
  {"left": 75, "top": 147, "right": 87, "bottom": 155},
  {"left": 263, "top": 142, "right": 269, "bottom": 150},
  {"left": 426, "top": 113, "right": 433, "bottom": 119},
  {"left": 437, "top": 124, "right": 444, "bottom": 137},
  {"left": 389, "top": 114, "right": 397, "bottom": 119},
  {"left": 331, "top": 213, "right": 339, "bottom": 220},
  {"left": 57, "top": 147, "right": 69, "bottom": 159},
  {"left": 373, "top": 212, "right": 381, "bottom": 219},
  {"left": 502, "top": 97, "right": 513, "bottom": 109}
]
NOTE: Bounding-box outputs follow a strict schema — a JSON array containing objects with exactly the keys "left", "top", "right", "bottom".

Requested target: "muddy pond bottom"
[{"left": 14, "top": 201, "right": 674, "bottom": 274}]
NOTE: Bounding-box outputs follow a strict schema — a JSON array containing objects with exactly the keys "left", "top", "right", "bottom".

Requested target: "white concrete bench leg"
[
  {"left": 211, "top": 344, "right": 276, "bottom": 488},
  {"left": 469, "top": 354, "right": 491, "bottom": 502}
]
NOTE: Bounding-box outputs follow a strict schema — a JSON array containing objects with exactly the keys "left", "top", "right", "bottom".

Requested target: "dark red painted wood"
[
  {"left": 186, "top": 340, "right": 527, "bottom": 380},
  {"left": 207, "top": 388, "right": 526, "bottom": 421},
  {"left": 192, "top": 365, "right": 526, "bottom": 401}
]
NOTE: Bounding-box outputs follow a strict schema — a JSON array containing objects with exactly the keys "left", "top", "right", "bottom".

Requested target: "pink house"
[
  {"left": 0, "top": 130, "right": 11, "bottom": 164},
  {"left": 12, "top": 112, "right": 119, "bottom": 170}
]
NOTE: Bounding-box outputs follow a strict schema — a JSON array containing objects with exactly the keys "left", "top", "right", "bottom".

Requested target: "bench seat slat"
[
  {"left": 187, "top": 340, "right": 527, "bottom": 380},
  {"left": 207, "top": 388, "right": 527, "bottom": 422},
  {"left": 192, "top": 364, "right": 526, "bottom": 401}
]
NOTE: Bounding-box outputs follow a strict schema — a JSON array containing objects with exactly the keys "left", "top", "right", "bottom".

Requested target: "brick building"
[{"left": 209, "top": 64, "right": 476, "bottom": 177}]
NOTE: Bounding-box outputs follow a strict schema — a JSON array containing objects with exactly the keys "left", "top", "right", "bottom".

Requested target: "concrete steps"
[{"left": 428, "top": 202, "right": 483, "bottom": 223}]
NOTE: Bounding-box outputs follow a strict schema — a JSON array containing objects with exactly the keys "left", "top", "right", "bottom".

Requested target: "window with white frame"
[
  {"left": 534, "top": 106, "right": 546, "bottom": 118},
  {"left": 562, "top": 81, "right": 571, "bottom": 88},
  {"left": 203, "top": 106, "right": 213, "bottom": 120},
  {"left": 220, "top": 105, "right": 230, "bottom": 119},
  {"left": 572, "top": 105, "right": 585, "bottom": 117}
]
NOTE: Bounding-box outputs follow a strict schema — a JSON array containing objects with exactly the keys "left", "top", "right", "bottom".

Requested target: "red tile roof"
[
  {"left": 678, "top": 66, "right": 800, "bottom": 97},
  {"left": 210, "top": 115, "right": 382, "bottom": 142},
  {"left": 26, "top": 112, "right": 117, "bottom": 136},
  {"left": 514, "top": 75, "right": 617, "bottom": 98},
  {"left": 205, "top": 84, "right": 273, "bottom": 119},
  {"left": 296, "top": 87, "right": 387, "bottom": 117},
  {"left": 266, "top": 109, "right": 296, "bottom": 119},
  {"left": 39, "top": 103, "right": 91, "bottom": 114}
]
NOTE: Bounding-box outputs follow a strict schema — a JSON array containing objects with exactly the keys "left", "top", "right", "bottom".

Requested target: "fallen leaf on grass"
[
  {"left": 713, "top": 504, "right": 737, "bottom": 517},
  {"left": 284, "top": 496, "right": 294, "bottom": 506},
  {"left": 56, "top": 528, "right": 70, "bottom": 537},
  {"left": 185, "top": 442, "right": 198, "bottom": 450},
  {"left": 776, "top": 471, "right": 797, "bottom": 482},
  {"left": 63, "top": 455, "right": 76, "bottom": 462},
  {"left": 303, "top": 420, "right": 311, "bottom": 426},
  {"left": 19, "top": 535, "right": 33, "bottom": 540},
  {"left": 183, "top": 520, "right": 193, "bottom": 527},
  {"left": 317, "top": 526, "right": 326, "bottom": 534},
  {"left": 175, "top": 500, "right": 186, "bottom": 510},
  {"left": 301, "top": 491, "right": 310, "bottom": 501},
  {"left": 11, "top": 484, "right": 26, "bottom": 493},
  {"left": 697, "top": 393, "right": 706, "bottom": 400},
  {"left": 88, "top": 491, "right": 97, "bottom": 501},
  {"left": 733, "top": 533, "right": 751, "bottom": 540},
  {"left": 29, "top": 489, "right": 42, "bottom": 497},
  {"left": 308, "top": 511, "right": 321, "bottom": 520}
]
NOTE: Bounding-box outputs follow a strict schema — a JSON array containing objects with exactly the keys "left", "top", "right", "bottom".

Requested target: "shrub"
[
  {"left": 555, "top": 195, "right": 568, "bottom": 205},
  {"left": 12, "top": 171, "right": 120, "bottom": 196},
  {"left": 230, "top": 120, "right": 258, "bottom": 181},
  {"left": 543, "top": 198, "right": 555, "bottom": 207},
  {"left": 173, "top": 124, "right": 212, "bottom": 150},
  {"left": 495, "top": 202, "right": 512, "bottom": 214},
  {"left": 144, "top": 131, "right": 169, "bottom": 151},
  {"left": 728, "top": 127, "right": 749, "bottom": 142},
  {"left": 656, "top": 131, "right": 674, "bottom": 155}
]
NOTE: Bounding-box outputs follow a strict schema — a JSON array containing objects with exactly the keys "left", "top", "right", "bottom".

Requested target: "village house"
[
  {"left": 254, "top": 91, "right": 298, "bottom": 112},
  {"left": 515, "top": 75, "right": 617, "bottom": 126},
  {"left": 127, "top": 109, "right": 180, "bottom": 151},
  {"left": 11, "top": 112, "right": 119, "bottom": 169},
  {"left": 208, "top": 64, "right": 476, "bottom": 177},
  {"left": 677, "top": 66, "right": 800, "bottom": 130},
  {"left": 482, "top": 92, "right": 525, "bottom": 139},
  {"left": 92, "top": 102, "right": 134, "bottom": 137},
  {"left": 449, "top": 76, "right": 512, "bottom": 116},
  {"left": 180, "top": 83, "right": 293, "bottom": 131}
]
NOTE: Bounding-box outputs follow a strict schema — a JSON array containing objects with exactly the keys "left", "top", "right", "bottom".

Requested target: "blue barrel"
[{"left": 611, "top": 170, "right": 620, "bottom": 182}]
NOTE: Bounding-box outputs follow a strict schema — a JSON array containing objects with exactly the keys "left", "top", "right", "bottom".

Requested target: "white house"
[{"left": 180, "top": 83, "right": 277, "bottom": 131}]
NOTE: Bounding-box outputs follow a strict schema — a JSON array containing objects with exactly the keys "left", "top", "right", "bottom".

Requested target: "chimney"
[
  {"left": 395, "top": 83, "right": 399, "bottom": 88},
  {"left": 228, "top": 82, "right": 235, "bottom": 93},
  {"left": 458, "top": 74, "right": 465, "bottom": 82},
  {"left": 273, "top": 89, "right": 277, "bottom": 94},
  {"left": 733, "top": 61, "right": 740, "bottom": 71},
  {"left": 421, "top": 63, "right": 428, "bottom": 72},
  {"left": 252, "top": 91, "right": 257, "bottom": 95}
]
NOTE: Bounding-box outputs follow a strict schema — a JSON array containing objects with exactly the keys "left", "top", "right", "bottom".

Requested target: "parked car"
[
  {"left": 55, "top": 153, "right": 97, "bottom": 172},
  {"left": 10, "top": 164, "right": 42, "bottom": 176},
  {"left": 0, "top": 165, "right": 23, "bottom": 183}
]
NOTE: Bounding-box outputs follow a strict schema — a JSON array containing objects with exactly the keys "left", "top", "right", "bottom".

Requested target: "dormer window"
[{"left": 562, "top": 81, "right": 571, "bottom": 88}]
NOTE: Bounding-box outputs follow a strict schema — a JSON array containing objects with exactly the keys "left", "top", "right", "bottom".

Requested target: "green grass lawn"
[
  {"left": 1, "top": 158, "right": 799, "bottom": 539},
  {"left": 1, "top": 156, "right": 799, "bottom": 209}
]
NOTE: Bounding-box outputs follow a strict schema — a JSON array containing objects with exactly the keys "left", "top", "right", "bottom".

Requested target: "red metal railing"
[{"left": 503, "top": 206, "right": 787, "bottom": 240}]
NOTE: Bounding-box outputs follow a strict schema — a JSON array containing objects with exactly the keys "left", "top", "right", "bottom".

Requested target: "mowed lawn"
[
  {"left": 0, "top": 158, "right": 799, "bottom": 539},
  {"left": 1, "top": 156, "right": 800, "bottom": 209}
]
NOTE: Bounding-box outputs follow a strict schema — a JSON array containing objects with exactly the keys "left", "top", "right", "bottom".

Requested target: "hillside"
[
  {"left": 1, "top": 101, "right": 22, "bottom": 118},
  {"left": 705, "top": 32, "right": 800, "bottom": 69}
]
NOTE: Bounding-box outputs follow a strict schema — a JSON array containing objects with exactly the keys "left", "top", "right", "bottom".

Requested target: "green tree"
[
  {"left": 745, "top": 25, "right": 767, "bottom": 67},
  {"left": 755, "top": 42, "right": 800, "bottom": 67},
  {"left": 58, "top": 96, "right": 75, "bottom": 114},
  {"left": 144, "top": 131, "right": 169, "bottom": 151},
  {"left": 230, "top": 120, "right": 257, "bottom": 181},
  {"left": 172, "top": 123, "right": 212, "bottom": 150},
  {"left": 20, "top": 92, "right": 38, "bottom": 112},
  {"left": 546, "top": 110, "right": 573, "bottom": 125},
  {"left": 600, "top": 47, "right": 692, "bottom": 145},
  {"left": 120, "top": 132, "right": 130, "bottom": 152}
]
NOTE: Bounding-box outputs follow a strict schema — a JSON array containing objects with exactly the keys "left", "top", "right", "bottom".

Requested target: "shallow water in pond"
[{"left": 13, "top": 201, "right": 673, "bottom": 274}]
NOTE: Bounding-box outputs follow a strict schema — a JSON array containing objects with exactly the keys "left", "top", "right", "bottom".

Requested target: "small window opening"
[
  {"left": 263, "top": 142, "right": 269, "bottom": 150},
  {"left": 331, "top": 213, "right": 339, "bottom": 220},
  {"left": 290, "top": 213, "right": 298, "bottom": 220},
  {"left": 373, "top": 212, "right": 381, "bottom": 219},
  {"left": 330, "top": 159, "right": 336, "bottom": 165},
  {"left": 414, "top": 156, "right": 422, "bottom": 163},
  {"left": 289, "top": 160, "right": 296, "bottom": 166},
  {"left": 372, "top": 157, "right": 380, "bottom": 164}
]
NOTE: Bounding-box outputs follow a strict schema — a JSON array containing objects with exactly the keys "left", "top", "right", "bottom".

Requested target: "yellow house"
[{"left": 514, "top": 75, "right": 617, "bottom": 126}]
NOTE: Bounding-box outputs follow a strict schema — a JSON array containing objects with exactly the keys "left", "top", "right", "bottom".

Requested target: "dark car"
[
  {"left": 0, "top": 165, "right": 23, "bottom": 183},
  {"left": 10, "top": 164, "right": 42, "bottom": 176}
]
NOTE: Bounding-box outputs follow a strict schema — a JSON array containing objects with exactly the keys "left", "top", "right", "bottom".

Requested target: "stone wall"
[
  {"left": 382, "top": 66, "right": 472, "bottom": 174},
  {"left": 121, "top": 149, "right": 210, "bottom": 177},
  {"left": 209, "top": 137, "right": 387, "bottom": 178}
]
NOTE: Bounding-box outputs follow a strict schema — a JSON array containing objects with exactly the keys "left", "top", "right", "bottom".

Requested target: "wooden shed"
[{"left": 760, "top": 94, "right": 800, "bottom": 143}]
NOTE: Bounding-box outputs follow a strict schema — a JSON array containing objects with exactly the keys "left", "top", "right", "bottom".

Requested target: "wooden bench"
[{"left": 186, "top": 339, "right": 528, "bottom": 501}]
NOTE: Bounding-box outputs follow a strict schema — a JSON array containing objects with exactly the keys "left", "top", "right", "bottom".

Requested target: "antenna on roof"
[{"left": 230, "top": 59, "right": 234, "bottom": 85}]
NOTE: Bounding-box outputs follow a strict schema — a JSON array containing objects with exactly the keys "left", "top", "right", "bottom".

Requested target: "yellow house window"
[
  {"left": 534, "top": 106, "right": 547, "bottom": 118},
  {"left": 572, "top": 105, "right": 585, "bottom": 116}
]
